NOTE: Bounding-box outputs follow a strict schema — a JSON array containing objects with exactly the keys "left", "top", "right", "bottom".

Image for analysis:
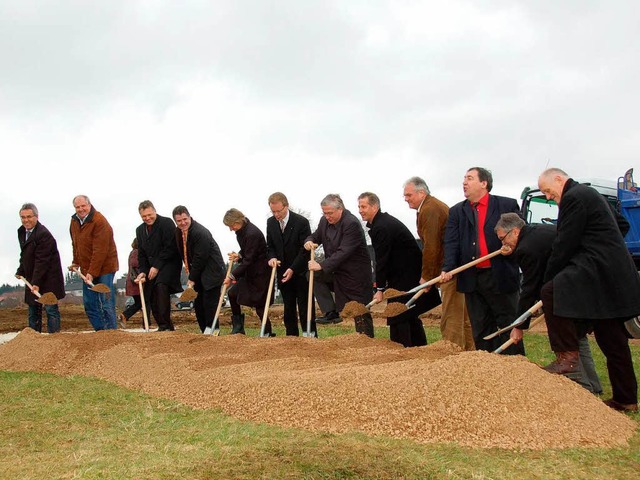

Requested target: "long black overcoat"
[
  {"left": 233, "top": 219, "right": 272, "bottom": 308},
  {"left": 544, "top": 179, "right": 640, "bottom": 319},
  {"left": 175, "top": 219, "right": 226, "bottom": 291},
  {"left": 16, "top": 222, "right": 66, "bottom": 304},
  {"left": 136, "top": 214, "right": 183, "bottom": 294}
]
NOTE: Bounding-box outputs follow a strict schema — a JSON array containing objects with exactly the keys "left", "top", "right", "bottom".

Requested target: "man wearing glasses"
[{"left": 495, "top": 212, "right": 602, "bottom": 394}]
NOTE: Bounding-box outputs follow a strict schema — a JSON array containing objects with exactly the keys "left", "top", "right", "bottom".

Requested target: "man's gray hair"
[
  {"left": 540, "top": 167, "right": 569, "bottom": 179},
  {"left": 321, "top": 194, "right": 344, "bottom": 210},
  {"left": 495, "top": 212, "right": 525, "bottom": 233},
  {"left": 73, "top": 195, "right": 91, "bottom": 206},
  {"left": 403, "top": 176, "right": 430, "bottom": 195},
  {"left": 20, "top": 203, "right": 39, "bottom": 216}
]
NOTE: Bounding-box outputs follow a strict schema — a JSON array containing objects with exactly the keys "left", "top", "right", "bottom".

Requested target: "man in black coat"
[
  {"left": 135, "top": 200, "right": 183, "bottom": 331},
  {"left": 173, "top": 206, "right": 226, "bottom": 333},
  {"left": 266, "top": 192, "right": 317, "bottom": 337},
  {"left": 358, "top": 192, "right": 441, "bottom": 347},
  {"left": 538, "top": 168, "right": 640, "bottom": 412},
  {"left": 223, "top": 208, "right": 274, "bottom": 336},
  {"left": 16, "top": 203, "right": 66, "bottom": 333},
  {"left": 305, "top": 194, "right": 374, "bottom": 337},
  {"left": 441, "top": 167, "right": 522, "bottom": 354},
  {"left": 495, "top": 212, "right": 602, "bottom": 394}
]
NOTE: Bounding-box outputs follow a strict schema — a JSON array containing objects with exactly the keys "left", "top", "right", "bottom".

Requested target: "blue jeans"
[
  {"left": 83, "top": 272, "right": 117, "bottom": 330},
  {"left": 28, "top": 303, "right": 61, "bottom": 333}
]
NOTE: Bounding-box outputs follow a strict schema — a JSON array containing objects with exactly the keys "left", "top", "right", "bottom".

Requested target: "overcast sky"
[{"left": 2, "top": 1, "right": 639, "bottom": 287}]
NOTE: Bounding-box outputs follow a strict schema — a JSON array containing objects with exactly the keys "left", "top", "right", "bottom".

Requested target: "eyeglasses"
[
  {"left": 497, "top": 229, "right": 513, "bottom": 242},
  {"left": 270, "top": 206, "right": 286, "bottom": 215}
]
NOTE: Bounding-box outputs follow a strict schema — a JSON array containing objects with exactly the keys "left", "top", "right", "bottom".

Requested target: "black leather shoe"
[{"left": 316, "top": 311, "right": 341, "bottom": 324}]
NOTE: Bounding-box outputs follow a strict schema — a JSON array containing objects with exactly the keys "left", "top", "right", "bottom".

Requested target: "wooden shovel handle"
[
  {"left": 493, "top": 314, "right": 546, "bottom": 354},
  {"left": 260, "top": 264, "right": 278, "bottom": 336},
  {"left": 72, "top": 266, "right": 95, "bottom": 287},
  {"left": 138, "top": 277, "right": 150, "bottom": 331},
  {"left": 17, "top": 275, "right": 42, "bottom": 298},
  {"left": 306, "top": 245, "right": 316, "bottom": 336},
  {"left": 211, "top": 261, "right": 234, "bottom": 332}
]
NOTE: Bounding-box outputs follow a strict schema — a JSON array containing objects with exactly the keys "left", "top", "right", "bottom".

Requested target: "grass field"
[{"left": 1, "top": 326, "right": 638, "bottom": 480}]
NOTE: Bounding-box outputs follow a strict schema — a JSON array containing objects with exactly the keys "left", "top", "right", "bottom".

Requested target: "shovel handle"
[
  {"left": 210, "top": 261, "right": 234, "bottom": 334},
  {"left": 138, "top": 277, "right": 150, "bottom": 332},
  {"left": 406, "top": 248, "right": 506, "bottom": 295},
  {"left": 493, "top": 314, "right": 546, "bottom": 354},
  {"left": 17, "top": 275, "right": 42, "bottom": 298},
  {"left": 306, "top": 246, "right": 316, "bottom": 337},
  {"left": 260, "top": 264, "right": 278, "bottom": 337},
  {"left": 72, "top": 266, "right": 96, "bottom": 288}
]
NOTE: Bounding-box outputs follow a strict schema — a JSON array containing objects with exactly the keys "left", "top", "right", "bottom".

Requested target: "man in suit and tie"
[
  {"left": 266, "top": 192, "right": 317, "bottom": 336},
  {"left": 440, "top": 167, "right": 523, "bottom": 354}
]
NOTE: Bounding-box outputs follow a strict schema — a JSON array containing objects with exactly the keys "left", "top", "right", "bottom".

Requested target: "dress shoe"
[
  {"left": 316, "top": 311, "right": 342, "bottom": 324},
  {"left": 603, "top": 398, "right": 638, "bottom": 413}
]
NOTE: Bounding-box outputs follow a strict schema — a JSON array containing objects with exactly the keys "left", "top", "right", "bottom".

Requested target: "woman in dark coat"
[
  {"left": 223, "top": 208, "right": 274, "bottom": 335},
  {"left": 120, "top": 238, "right": 142, "bottom": 327}
]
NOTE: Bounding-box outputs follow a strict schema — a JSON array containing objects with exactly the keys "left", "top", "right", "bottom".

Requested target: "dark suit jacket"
[
  {"left": 544, "top": 179, "right": 640, "bottom": 319},
  {"left": 233, "top": 219, "right": 272, "bottom": 307},
  {"left": 137, "top": 214, "right": 183, "bottom": 294},
  {"left": 367, "top": 211, "right": 441, "bottom": 322},
  {"left": 175, "top": 219, "right": 226, "bottom": 291},
  {"left": 306, "top": 209, "right": 372, "bottom": 309},
  {"left": 443, "top": 194, "right": 520, "bottom": 293},
  {"left": 513, "top": 224, "right": 556, "bottom": 323},
  {"left": 266, "top": 211, "right": 311, "bottom": 278},
  {"left": 17, "top": 222, "right": 66, "bottom": 304}
]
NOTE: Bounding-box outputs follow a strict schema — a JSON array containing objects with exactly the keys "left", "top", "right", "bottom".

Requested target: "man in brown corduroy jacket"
[{"left": 69, "top": 195, "right": 119, "bottom": 330}]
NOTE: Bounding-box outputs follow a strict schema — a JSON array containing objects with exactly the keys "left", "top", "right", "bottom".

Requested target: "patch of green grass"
[{"left": 1, "top": 329, "right": 638, "bottom": 479}]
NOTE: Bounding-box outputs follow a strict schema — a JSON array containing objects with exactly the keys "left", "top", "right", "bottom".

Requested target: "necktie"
[
  {"left": 182, "top": 230, "right": 189, "bottom": 274},
  {"left": 25, "top": 230, "right": 31, "bottom": 241},
  {"left": 280, "top": 219, "right": 285, "bottom": 232},
  {"left": 472, "top": 203, "right": 480, "bottom": 258}
]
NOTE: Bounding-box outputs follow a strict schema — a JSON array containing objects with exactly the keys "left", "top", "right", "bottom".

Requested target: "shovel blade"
[
  {"left": 203, "top": 326, "right": 212, "bottom": 335},
  {"left": 36, "top": 292, "right": 58, "bottom": 305},
  {"left": 91, "top": 283, "right": 111, "bottom": 294},
  {"left": 180, "top": 287, "right": 198, "bottom": 301}
]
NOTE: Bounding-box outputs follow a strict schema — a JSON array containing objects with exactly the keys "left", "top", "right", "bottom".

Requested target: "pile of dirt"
[{"left": 0, "top": 328, "right": 634, "bottom": 450}]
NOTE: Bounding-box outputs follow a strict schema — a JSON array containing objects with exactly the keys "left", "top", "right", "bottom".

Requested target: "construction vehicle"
[{"left": 519, "top": 168, "right": 640, "bottom": 338}]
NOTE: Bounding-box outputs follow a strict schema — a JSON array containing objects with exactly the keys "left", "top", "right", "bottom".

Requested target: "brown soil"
[
  {"left": 340, "top": 300, "right": 369, "bottom": 318},
  {"left": 383, "top": 288, "right": 406, "bottom": 299},
  {"left": 383, "top": 302, "right": 409, "bottom": 317},
  {"left": 0, "top": 304, "right": 636, "bottom": 450}
]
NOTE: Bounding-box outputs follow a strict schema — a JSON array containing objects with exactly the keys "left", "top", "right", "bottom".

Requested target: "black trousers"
[
  {"left": 280, "top": 273, "right": 316, "bottom": 336},
  {"left": 122, "top": 295, "right": 142, "bottom": 320},
  {"left": 194, "top": 285, "right": 221, "bottom": 333},
  {"left": 541, "top": 280, "right": 637, "bottom": 404},
  {"left": 465, "top": 269, "right": 522, "bottom": 355},
  {"left": 146, "top": 281, "right": 174, "bottom": 331}
]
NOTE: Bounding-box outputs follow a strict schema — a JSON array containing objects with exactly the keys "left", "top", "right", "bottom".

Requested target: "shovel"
[
  {"left": 71, "top": 267, "right": 111, "bottom": 293},
  {"left": 259, "top": 263, "right": 278, "bottom": 338},
  {"left": 483, "top": 300, "right": 543, "bottom": 340},
  {"left": 138, "top": 277, "right": 150, "bottom": 332},
  {"left": 303, "top": 244, "right": 317, "bottom": 338},
  {"left": 493, "top": 314, "right": 545, "bottom": 354},
  {"left": 17, "top": 276, "right": 58, "bottom": 305},
  {"left": 384, "top": 248, "right": 507, "bottom": 317},
  {"left": 204, "top": 260, "right": 234, "bottom": 335}
]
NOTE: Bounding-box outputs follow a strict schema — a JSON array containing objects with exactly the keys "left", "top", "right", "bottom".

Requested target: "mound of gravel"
[{"left": 0, "top": 329, "right": 635, "bottom": 449}]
